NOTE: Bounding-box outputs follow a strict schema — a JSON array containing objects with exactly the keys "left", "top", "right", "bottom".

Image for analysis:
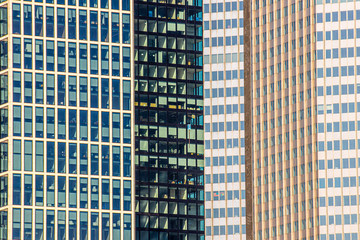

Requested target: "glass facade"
[
  {"left": 133, "top": 0, "right": 205, "bottom": 238},
  {"left": 0, "top": 0, "right": 134, "bottom": 238}
]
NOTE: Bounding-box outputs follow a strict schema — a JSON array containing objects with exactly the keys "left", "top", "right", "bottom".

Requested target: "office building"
[
  {"left": 133, "top": 0, "right": 205, "bottom": 238},
  {"left": 0, "top": 0, "right": 134, "bottom": 238},
  {"left": 203, "top": 0, "right": 246, "bottom": 239},
  {"left": 247, "top": 0, "right": 360, "bottom": 239}
]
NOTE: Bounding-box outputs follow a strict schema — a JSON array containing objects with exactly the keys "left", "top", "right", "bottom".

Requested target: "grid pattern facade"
[
  {"left": 251, "top": 0, "right": 318, "bottom": 239},
  {"left": 133, "top": 0, "right": 205, "bottom": 238},
  {"left": 203, "top": 0, "right": 246, "bottom": 239},
  {"left": 316, "top": 1, "right": 360, "bottom": 239},
  {"left": 0, "top": 0, "right": 135, "bottom": 238}
]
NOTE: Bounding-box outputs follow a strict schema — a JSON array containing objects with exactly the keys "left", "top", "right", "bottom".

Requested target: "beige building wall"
[{"left": 249, "top": 0, "right": 318, "bottom": 238}]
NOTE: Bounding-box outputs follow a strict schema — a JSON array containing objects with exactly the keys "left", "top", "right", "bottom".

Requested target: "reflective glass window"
[
  {"left": 68, "top": 9, "right": 76, "bottom": 39},
  {"left": 69, "top": 212, "right": 77, "bottom": 240},
  {"left": 46, "top": 176, "right": 55, "bottom": 206},
  {"left": 35, "top": 40, "right": 44, "bottom": 70},
  {"left": 102, "top": 179, "right": 110, "bottom": 209},
  {"left": 101, "top": 12, "right": 109, "bottom": 41},
  {"left": 101, "top": 46, "right": 109, "bottom": 75},
  {"left": 123, "top": 113, "right": 131, "bottom": 143},
  {"left": 13, "top": 72, "right": 21, "bottom": 102},
  {"left": 35, "top": 210, "right": 44, "bottom": 239},
  {"left": 57, "top": 42, "right": 66, "bottom": 72},
  {"left": 24, "top": 39, "right": 32, "bottom": 69},
  {"left": 35, "top": 141, "right": 44, "bottom": 171},
  {"left": 123, "top": 14, "right": 130, "bottom": 44},
  {"left": 123, "top": 80, "right": 131, "bottom": 110},
  {"left": 69, "top": 76, "right": 77, "bottom": 106},
  {"left": 69, "top": 109, "right": 77, "bottom": 140},
  {"left": 91, "top": 111, "right": 99, "bottom": 141},
  {"left": 68, "top": 44, "right": 76, "bottom": 73},
  {"left": 91, "top": 213, "right": 99, "bottom": 240},
  {"left": 90, "top": 45, "right": 98, "bottom": 74},
  {"left": 113, "top": 213, "right": 121, "bottom": 238},
  {"left": 12, "top": 4, "right": 21, "bottom": 34},
  {"left": 80, "top": 110, "right": 88, "bottom": 140},
  {"left": 91, "top": 145, "right": 99, "bottom": 175},
  {"left": 13, "top": 38, "right": 21, "bottom": 68},
  {"left": 24, "top": 174, "right": 32, "bottom": 205},
  {"left": 79, "top": 11, "right": 87, "bottom": 40},
  {"left": 58, "top": 176, "right": 66, "bottom": 207},
  {"left": 112, "top": 13, "right": 120, "bottom": 42},
  {"left": 80, "top": 212, "right": 88, "bottom": 239},
  {"left": 47, "top": 141, "right": 55, "bottom": 172},
  {"left": 112, "top": 146, "right": 120, "bottom": 176},
  {"left": 102, "top": 145, "right": 109, "bottom": 175},
  {"left": 123, "top": 47, "right": 131, "bottom": 77},
  {"left": 24, "top": 73, "right": 32, "bottom": 103},
  {"left": 80, "top": 44, "right": 88, "bottom": 73},
  {"left": 35, "top": 175, "right": 44, "bottom": 205},
  {"left": 102, "top": 213, "right": 110, "bottom": 240},
  {"left": 91, "top": 178, "right": 99, "bottom": 209},
  {"left": 112, "top": 180, "right": 120, "bottom": 210},
  {"left": 13, "top": 106, "right": 21, "bottom": 136},
  {"left": 24, "top": 106, "right": 32, "bottom": 137},
  {"left": 35, "top": 6, "right": 43, "bottom": 36},
  {"left": 46, "top": 41, "right": 54, "bottom": 71},
  {"left": 46, "top": 108, "right": 55, "bottom": 138},
  {"left": 13, "top": 209, "right": 21, "bottom": 239},
  {"left": 24, "top": 5, "right": 32, "bottom": 35},
  {"left": 69, "top": 178, "right": 77, "bottom": 208},
  {"left": 80, "top": 77, "right": 88, "bottom": 107},
  {"left": 57, "top": 8, "right": 65, "bottom": 38},
  {"left": 58, "top": 108, "right": 66, "bottom": 139},
  {"left": 58, "top": 142, "right": 66, "bottom": 173},
  {"left": 80, "top": 144, "right": 88, "bottom": 174},
  {"left": 46, "top": 74, "right": 55, "bottom": 104},
  {"left": 90, "top": 12, "right": 98, "bottom": 41},
  {"left": 112, "top": 47, "right": 120, "bottom": 76},
  {"left": 58, "top": 211, "right": 66, "bottom": 240},
  {"left": 13, "top": 174, "right": 21, "bottom": 205},
  {"left": 35, "top": 74, "right": 44, "bottom": 104},
  {"left": 102, "top": 112, "right": 109, "bottom": 142},
  {"left": 112, "top": 113, "right": 120, "bottom": 142},
  {"left": 46, "top": 210, "right": 54, "bottom": 240},
  {"left": 24, "top": 140, "right": 32, "bottom": 171},
  {"left": 69, "top": 143, "right": 77, "bottom": 174},
  {"left": 80, "top": 178, "right": 88, "bottom": 208},
  {"left": 46, "top": 7, "right": 54, "bottom": 37},
  {"left": 124, "top": 180, "right": 131, "bottom": 210}
]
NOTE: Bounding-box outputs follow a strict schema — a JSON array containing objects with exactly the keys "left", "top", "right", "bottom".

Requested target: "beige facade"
[{"left": 249, "top": 0, "right": 318, "bottom": 238}]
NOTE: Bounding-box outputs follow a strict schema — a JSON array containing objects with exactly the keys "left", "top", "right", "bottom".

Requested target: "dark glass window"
[
  {"left": 68, "top": 9, "right": 76, "bottom": 39},
  {"left": 101, "top": 12, "right": 109, "bottom": 41},
  {"left": 24, "top": 5, "right": 32, "bottom": 35},
  {"left": 68, "top": 44, "right": 76, "bottom": 73},
  {"left": 112, "top": 13, "right": 120, "bottom": 43},
  {"left": 35, "top": 6, "right": 43, "bottom": 36},
  {"left": 79, "top": 10, "right": 87, "bottom": 40},
  {"left": 57, "top": 142, "right": 66, "bottom": 173},
  {"left": 46, "top": 7, "right": 54, "bottom": 37},
  {"left": 57, "top": 8, "right": 65, "bottom": 38},
  {"left": 90, "top": 12, "right": 98, "bottom": 41}
]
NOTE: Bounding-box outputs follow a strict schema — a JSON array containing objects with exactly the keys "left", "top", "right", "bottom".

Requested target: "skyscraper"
[
  {"left": 0, "top": 0, "right": 134, "bottom": 238},
  {"left": 203, "top": 0, "right": 246, "bottom": 239},
  {"left": 247, "top": 0, "right": 360, "bottom": 239},
  {"left": 133, "top": 0, "right": 205, "bottom": 238}
]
